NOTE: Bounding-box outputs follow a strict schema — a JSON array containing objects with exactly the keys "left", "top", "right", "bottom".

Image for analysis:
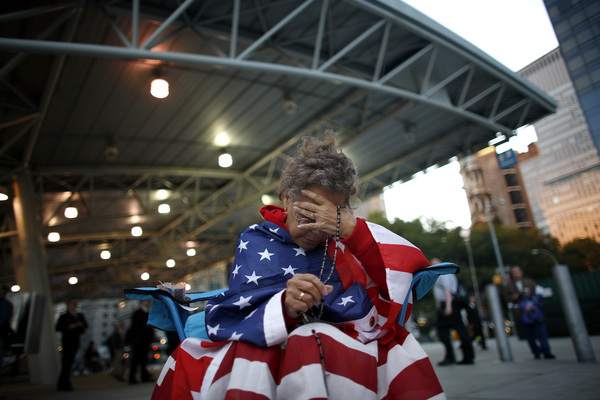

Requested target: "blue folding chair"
[
  {"left": 397, "top": 262, "right": 460, "bottom": 326},
  {"left": 124, "top": 287, "right": 227, "bottom": 341},
  {"left": 124, "top": 262, "right": 459, "bottom": 342}
]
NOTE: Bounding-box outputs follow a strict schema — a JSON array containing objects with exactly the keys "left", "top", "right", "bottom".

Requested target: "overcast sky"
[{"left": 383, "top": 0, "right": 559, "bottom": 229}]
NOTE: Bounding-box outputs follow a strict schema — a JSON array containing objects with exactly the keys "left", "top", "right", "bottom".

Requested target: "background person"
[
  {"left": 505, "top": 265, "right": 555, "bottom": 359},
  {"left": 0, "top": 284, "right": 14, "bottom": 386},
  {"left": 128, "top": 300, "right": 154, "bottom": 384},
  {"left": 106, "top": 322, "right": 126, "bottom": 381},
  {"left": 55, "top": 297, "right": 88, "bottom": 391},
  {"left": 432, "top": 257, "right": 474, "bottom": 365}
]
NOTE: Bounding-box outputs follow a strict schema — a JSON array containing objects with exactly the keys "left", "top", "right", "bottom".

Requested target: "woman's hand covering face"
[{"left": 292, "top": 187, "right": 356, "bottom": 240}]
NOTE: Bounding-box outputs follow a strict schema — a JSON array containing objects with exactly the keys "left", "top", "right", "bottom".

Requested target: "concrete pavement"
[
  {"left": 424, "top": 334, "right": 600, "bottom": 400},
  {"left": 1, "top": 335, "right": 599, "bottom": 399}
]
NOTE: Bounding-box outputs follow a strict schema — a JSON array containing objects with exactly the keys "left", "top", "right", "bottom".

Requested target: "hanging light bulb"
[
  {"left": 131, "top": 226, "right": 143, "bottom": 237},
  {"left": 261, "top": 194, "right": 274, "bottom": 205},
  {"left": 65, "top": 206, "right": 78, "bottom": 219},
  {"left": 150, "top": 78, "right": 169, "bottom": 99},
  {"left": 166, "top": 259, "right": 176, "bottom": 268},
  {"left": 0, "top": 186, "right": 8, "bottom": 201},
  {"left": 186, "top": 248, "right": 196, "bottom": 257},
  {"left": 141, "top": 272, "right": 150, "bottom": 281},
  {"left": 218, "top": 151, "right": 233, "bottom": 168},
  {"left": 68, "top": 276, "right": 78, "bottom": 285},
  {"left": 100, "top": 250, "right": 111, "bottom": 260},
  {"left": 158, "top": 203, "right": 170, "bottom": 214},
  {"left": 48, "top": 232, "right": 61, "bottom": 242}
]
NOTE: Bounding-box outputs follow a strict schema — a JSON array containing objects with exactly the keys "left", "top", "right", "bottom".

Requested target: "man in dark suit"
[
  {"left": 128, "top": 300, "right": 155, "bottom": 384},
  {"left": 56, "top": 297, "right": 88, "bottom": 391}
]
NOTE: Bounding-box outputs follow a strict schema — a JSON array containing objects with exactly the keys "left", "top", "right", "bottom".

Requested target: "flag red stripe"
[
  {"left": 213, "top": 341, "right": 281, "bottom": 383},
  {"left": 384, "top": 357, "right": 444, "bottom": 400},
  {"left": 223, "top": 388, "right": 272, "bottom": 400},
  {"left": 279, "top": 331, "right": 377, "bottom": 391}
]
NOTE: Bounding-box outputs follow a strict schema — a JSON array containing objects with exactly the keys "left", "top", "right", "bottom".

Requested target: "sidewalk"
[
  {"left": 1, "top": 335, "right": 598, "bottom": 399},
  {"left": 424, "top": 334, "right": 600, "bottom": 400}
]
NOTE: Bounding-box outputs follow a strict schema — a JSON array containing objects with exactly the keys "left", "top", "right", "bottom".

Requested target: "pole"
[
  {"left": 552, "top": 265, "right": 596, "bottom": 362},
  {"left": 484, "top": 202, "right": 505, "bottom": 279},
  {"left": 463, "top": 235, "right": 482, "bottom": 309},
  {"left": 485, "top": 284, "right": 513, "bottom": 361},
  {"left": 12, "top": 173, "right": 60, "bottom": 384}
]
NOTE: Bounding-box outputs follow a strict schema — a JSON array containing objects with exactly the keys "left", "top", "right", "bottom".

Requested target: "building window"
[
  {"left": 504, "top": 173, "right": 519, "bottom": 187},
  {"left": 509, "top": 191, "right": 524, "bottom": 205},
  {"left": 514, "top": 208, "right": 529, "bottom": 223}
]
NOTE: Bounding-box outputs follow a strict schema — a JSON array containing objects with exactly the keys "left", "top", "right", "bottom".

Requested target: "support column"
[
  {"left": 12, "top": 173, "right": 60, "bottom": 385},
  {"left": 553, "top": 265, "right": 596, "bottom": 362},
  {"left": 486, "top": 283, "right": 513, "bottom": 362}
]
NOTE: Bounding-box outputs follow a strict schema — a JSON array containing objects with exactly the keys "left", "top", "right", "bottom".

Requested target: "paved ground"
[
  {"left": 425, "top": 334, "right": 600, "bottom": 400},
  {"left": 1, "top": 335, "right": 599, "bottom": 399}
]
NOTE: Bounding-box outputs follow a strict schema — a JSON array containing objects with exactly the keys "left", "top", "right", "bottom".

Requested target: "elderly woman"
[{"left": 152, "top": 132, "right": 445, "bottom": 400}]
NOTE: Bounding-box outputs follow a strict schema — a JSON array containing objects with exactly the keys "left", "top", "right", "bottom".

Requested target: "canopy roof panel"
[{"left": 0, "top": 0, "right": 555, "bottom": 300}]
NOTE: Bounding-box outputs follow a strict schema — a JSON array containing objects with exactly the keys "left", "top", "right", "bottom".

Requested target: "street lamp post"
[
  {"left": 531, "top": 249, "right": 596, "bottom": 362},
  {"left": 482, "top": 201, "right": 513, "bottom": 361},
  {"left": 484, "top": 201, "right": 505, "bottom": 281},
  {"left": 460, "top": 229, "right": 481, "bottom": 309},
  {"left": 531, "top": 248, "right": 558, "bottom": 265}
]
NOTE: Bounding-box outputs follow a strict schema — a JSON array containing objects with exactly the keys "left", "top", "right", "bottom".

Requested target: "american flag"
[{"left": 151, "top": 207, "right": 445, "bottom": 399}]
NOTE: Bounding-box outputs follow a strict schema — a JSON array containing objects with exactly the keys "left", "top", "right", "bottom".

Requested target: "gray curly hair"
[{"left": 277, "top": 130, "right": 359, "bottom": 209}]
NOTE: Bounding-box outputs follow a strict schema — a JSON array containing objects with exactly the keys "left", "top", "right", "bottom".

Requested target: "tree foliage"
[
  {"left": 366, "top": 211, "right": 596, "bottom": 291},
  {"left": 367, "top": 212, "right": 600, "bottom": 327}
]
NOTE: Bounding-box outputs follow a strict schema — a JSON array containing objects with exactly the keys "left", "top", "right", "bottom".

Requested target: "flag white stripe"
[
  {"left": 198, "top": 341, "right": 232, "bottom": 400},
  {"left": 279, "top": 364, "right": 378, "bottom": 400},
  {"left": 366, "top": 221, "right": 418, "bottom": 248},
  {"left": 386, "top": 269, "right": 413, "bottom": 304},
  {"left": 263, "top": 289, "right": 288, "bottom": 346},
  {"left": 207, "top": 358, "right": 276, "bottom": 399},
  {"left": 156, "top": 355, "right": 176, "bottom": 386},
  {"left": 377, "top": 333, "right": 428, "bottom": 398},
  {"left": 290, "top": 322, "right": 379, "bottom": 356}
]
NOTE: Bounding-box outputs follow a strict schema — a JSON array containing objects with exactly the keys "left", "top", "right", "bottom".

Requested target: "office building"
[
  {"left": 544, "top": 0, "right": 600, "bottom": 154},
  {"left": 518, "top": 48, "right": 600, "bottom": 244}
]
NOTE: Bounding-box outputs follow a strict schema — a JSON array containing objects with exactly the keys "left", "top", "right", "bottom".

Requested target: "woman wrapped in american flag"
[{"left": 152, "top": 131, "right": 446, "bottom": 400}]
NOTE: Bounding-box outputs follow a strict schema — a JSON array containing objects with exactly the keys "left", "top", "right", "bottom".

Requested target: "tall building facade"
[
  {"left": 460, "top": 146, "right": 535, "bottom": 229},
  {"left": 518, "top": 48, "right": 600, "bottom": 244},
  {"left": 544, "top": 0, "right": 600, "bottom": 155}
]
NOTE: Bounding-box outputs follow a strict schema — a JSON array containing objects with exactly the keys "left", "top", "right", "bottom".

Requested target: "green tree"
[{"left": 559, "top": 238, "right": 600, "bottom": 273}]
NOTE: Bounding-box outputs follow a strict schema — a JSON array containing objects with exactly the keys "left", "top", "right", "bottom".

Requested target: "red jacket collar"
[{"left": 259, "top": 205, "right": 288, "bottom": 230}]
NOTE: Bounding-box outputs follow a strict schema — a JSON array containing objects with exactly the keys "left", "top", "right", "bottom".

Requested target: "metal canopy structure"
[{"left": 0, "top": 0, "right": 556, "bottom": 301}]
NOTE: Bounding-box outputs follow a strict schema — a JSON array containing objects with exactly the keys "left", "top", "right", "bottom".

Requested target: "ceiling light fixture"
[
  {"left": 261, "top": 194, "right": 274, "bottom": 205},
  {"left": 131, "top": 226, "right": 143, "bottom": 237},
  {"left": 64, "top": 206, "right": 78, "bottom": 219},
  {"left": 141, "top": 272, "right": 150, "bottom": 281},
  {"left": 100, "top": 250, "right": 111, "bottom": 260},
  {"left": 215, "top": 132, "right": 230, "bottom": 147},
  {"left": 48, "top": 232, "right": 61, "bottom": 242},
  {"left": 150, "top": 68, "right": 169, "bottom": 99},
  {"left": 186, "top": 248, "right": 196, "bottom": 257},
  {"left": 158, "top": 203, "right": 170, "bottom": 214},
  {"left": 68, "top": 276, "right": 78, "bottom": 285},
  {"left": 166, "top": 259, "right": 176, "bottom": 268},
  {"left": 218, "top": 149, "right": 233, "bottom": 168},
  {"left": 0, "top": 186, "right": 8, "bottom": 201}
]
